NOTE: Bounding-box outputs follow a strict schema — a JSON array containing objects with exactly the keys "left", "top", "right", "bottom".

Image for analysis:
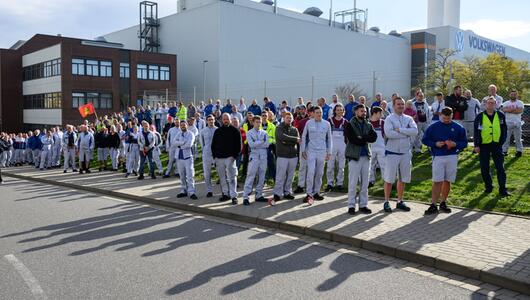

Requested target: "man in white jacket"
[
  {"left": 200, "top": 115, "right": 217, "bottom": 197},
  {"left": 77, "top": 125, "right": 94, "bottom": 174},
  {"left": 382, "top": 97, "right": 418, "bottom": 213},
  {"left": 174, "top": 120, "right": 198, "bottom": 199},
  {"left": 242, "top": 116, "right": 269, "bottom": 205},
  {"left": 163, "top": 119, "right": 180, "bottom": 178},
  {"left": 300, "top": 106, "right": 332, "bottom": 205}
]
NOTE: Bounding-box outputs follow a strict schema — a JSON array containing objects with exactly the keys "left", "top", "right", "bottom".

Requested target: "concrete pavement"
[
  {"left": 2, "top": 165, "right": 530, "bottom": 296},
  {"left": 0, "top": 178, "right": 491, "bottom": 299}
]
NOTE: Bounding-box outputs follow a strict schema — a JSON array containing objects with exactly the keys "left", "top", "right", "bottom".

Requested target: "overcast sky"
[{"left": 1, "top": 0, "right": 529, "bottom": 52}]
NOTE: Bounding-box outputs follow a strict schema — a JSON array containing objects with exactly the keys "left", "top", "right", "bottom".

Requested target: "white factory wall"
[
  {"left": 23, "top": 109, "right": 62, "bottom": 125},
  {"left": 217, "top": 1, "right": 411, "bottom": 104},
  {"left": 104, "top": 0, "right": 411, "bottom": 105},
  {"left": 22, "top": 44, "right": 61, "bottom": 67}
]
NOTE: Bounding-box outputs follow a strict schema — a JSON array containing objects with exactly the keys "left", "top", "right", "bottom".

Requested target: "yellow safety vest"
[
  {"left": 481, "top": 112, "right": 501, "bottom": 144},
  {"left": 177, "top": 107, "right": 187, "bottom": 121}
]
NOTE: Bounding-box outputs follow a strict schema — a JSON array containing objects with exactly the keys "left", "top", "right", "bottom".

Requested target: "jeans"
[
  {"left": 139, "top": 149, "right": 155, "bottom": 176},
  {"left": 266, "top": 144, "right": 276, "bottom": 180},
  {"left": 479, "top": 144, "right": 506, "bottom": 193}
]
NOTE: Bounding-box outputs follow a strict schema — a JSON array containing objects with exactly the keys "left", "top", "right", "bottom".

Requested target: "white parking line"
[{"left": 4, "top": 254, "right": 48, "bottom": 300}]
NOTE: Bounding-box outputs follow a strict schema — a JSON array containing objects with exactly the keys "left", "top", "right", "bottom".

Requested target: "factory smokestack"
[{"left": 427, "top": 0, "right": 460, "bottom": 28}]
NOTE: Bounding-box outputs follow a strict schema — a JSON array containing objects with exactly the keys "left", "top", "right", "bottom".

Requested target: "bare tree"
[{"left": 335, "top": 83, "right": 364, "bottom": 101}]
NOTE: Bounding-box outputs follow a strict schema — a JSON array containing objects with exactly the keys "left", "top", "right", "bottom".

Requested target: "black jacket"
[
  {"left": 473, "top": 111, "right": 508, "bottom": 147},
  {"left": 107, "top": 133, "right": 121, "bottom": 149},
  {"left": 445, "top": 93, "right": 468, "bottom": 120},
  {"left": 94, "top": 132, "right": 108, "bottom": 148},
  {"left": 211, "top": 125, "right": 242, "bottom": 159}
]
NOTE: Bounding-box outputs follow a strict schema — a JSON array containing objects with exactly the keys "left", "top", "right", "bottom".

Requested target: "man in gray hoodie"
[{"left": 382, "top": 97, "right": 418, "bottom": 213}]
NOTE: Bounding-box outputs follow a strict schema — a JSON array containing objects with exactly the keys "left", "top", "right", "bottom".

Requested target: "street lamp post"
[{"left": 202, "top": 60, "right": 208, "bottom": 102}]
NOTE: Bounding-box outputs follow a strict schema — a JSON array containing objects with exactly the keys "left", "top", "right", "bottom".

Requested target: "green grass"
[
  {"left": 353, "top": 148, "right": 530, "bottom": 216},
  {"left": 88, "top": 146, "right": 530, "bottom": 216}
]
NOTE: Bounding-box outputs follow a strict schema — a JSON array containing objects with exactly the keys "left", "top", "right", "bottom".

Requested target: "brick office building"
[{"left": 0, "top": 34, "right": 176, "bottom": 132}]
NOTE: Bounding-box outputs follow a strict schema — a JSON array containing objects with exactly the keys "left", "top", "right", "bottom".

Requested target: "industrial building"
[
  {"left": 1, "top": 0, "right": 530, "bottom": 132},
  {"left": 102, "top": 0, "right": 530, "bottom": 105},
  {"left": 0, "top": 34, "right": 176, "bottom": 132}
]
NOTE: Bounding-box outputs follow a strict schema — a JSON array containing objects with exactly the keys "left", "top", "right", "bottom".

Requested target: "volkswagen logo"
[{"left": 455, "top": 31, "right": 465, "bottom": 52}]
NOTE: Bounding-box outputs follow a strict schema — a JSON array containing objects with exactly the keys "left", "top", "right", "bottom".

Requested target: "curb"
[{"left": 4, "top": 172, "right": 529, "bottom": 296}]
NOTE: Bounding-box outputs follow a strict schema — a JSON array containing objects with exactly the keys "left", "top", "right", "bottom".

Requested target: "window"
[
  {"left": 87, "top": 92, "right": 99, "bottom": 108},
  {"left": 100, "top": 93, "right": 113, "bottom": 109},
  {"left": 72, "top": 92, "right": 112, "bottom": 109},
  {"left": 85, "top": 60, "right": 99, "bottom": 76},
  {"left": 120, "top": 63, "right": 130, "bottom": 78},
  {"left": 137, "top": 63, "right": 171, "bottom": 81},
  {"left": 148, "top": 65, "right": 159, "bottom": 80},
  {"left": 72, "top": 92, "right": 85, "bottom": 108},
  {"left": 72, "top": 58, "right": 85, "bottom": 75},
  {"left": 137, "top": 64, "right": 148, "bottom": 79},
  {"left": 160, "top": 66, "right": 170, "bottom": 81},
  {"left": 23, "top": 58, "right": 61, "bottom": 81},
  {"left": 100, "top": 61, "right": 112, "bottom": 77},
  {"left": 52, "top": 59, "right": 61, "bottom": 76},
  {"left": 23, "top": 93, "right": 62, "bottom": 109}
]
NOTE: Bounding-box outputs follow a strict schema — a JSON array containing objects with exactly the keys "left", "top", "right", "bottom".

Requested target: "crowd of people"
[{"left": 0, "top": 83, "right": 525, "bottom": 216}]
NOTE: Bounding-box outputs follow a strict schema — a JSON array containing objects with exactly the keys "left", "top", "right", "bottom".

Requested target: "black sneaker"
[
  {"left": 359, "top": 207, "right": 372, "bottom": 214},
  {"left": 273, "top": 194, "right": 281, "bottom": 201},
  {"left": 219, "top": 194, "right": 230, "bottom": 202},
  {"left": 206, "top": 192, "right": 213, "bottom": 198},
  {"left": 190, "top": 194, "right": 198, "bottom": 200},
  {"left": 325, "top": 185, "right": 333, "bottom": 192},
  {"left": 231, "top": 198, "right": 238, "bottom": 205},
  {"left": 396, "top": 201, "right": 411, "bottom": 211},
  {"left": 73, "top": 169, "right": 78, "bottom": 172},
  {"left": 283, "top": 194, "right": 295, "bottom": 200},
  {"left": 151, "top": 174, "right": 156, "bottom": 179},
  {"left": 137, "top": 175, "right": 144, "bottom": 180},
  {"left": 177, "top": 193, "right": 187, "bottom": 198},
  {"left": 63, "top": 170, "right": 67, "bottom": 173},
  {"left": 500, "top": 191, "right": 511, "bottom": 197},
  {"left": 79, "top": 170, "right": 84, "bottom": 174},
  {"left": 425, "top": 204, "right": 439, "bottom": 215},
  {"left": 256, "top": 196, "right": 268, "bottom": 202},
  {"left": 314, "top": 194, "right": 324, "bottom": 201},
  {"left": 368, "top": 182, "right": 374, "bottom": 188},
  {"left": 484, "top": 187, "right": 493, "bottom": 194},
  {"left": 383, "top": 201, "right": 392, "bottom": 213},
  {"left": 348, "top": 207, "right": 356, "bottom": 215},
  {"left": 243, "top": 199, "right": 250, "bottom": 206},
  {"left": 125, "top": 173, "right": 129, "bottom": 178},
  {"left": 163, "top": 174, "right": 170, "bottom": 178},
  {"left": 132, "top": 171, "right": 137, "bottom": 176},
  {"left": 293, "top": 186, "right": 304, "bottom": 194},
  {"left": 515, "top": 151, "right": 522, "bottom": 157},
  {"left": 439, "top": 201, "right": 451, "bottom": 213}
]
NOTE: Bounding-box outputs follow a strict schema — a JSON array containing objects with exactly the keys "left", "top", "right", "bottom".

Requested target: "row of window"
[
  {"left": 72, "top": 58, "right": 113, "bottom": 77},
  {"left": 72, "top": 92, "right": 113, "bottom": 109},
  {"left": 72, "top": 58, "right": 170, "bottom": 81},
  {"left": 23, "top": 59, "right": 61, "bottom": 81},
  {"left": 137, "top": 64, "right": 170, "bottom": 81},
  {"left": 23, "top": 92, "right": 62, "bottom": 109}
]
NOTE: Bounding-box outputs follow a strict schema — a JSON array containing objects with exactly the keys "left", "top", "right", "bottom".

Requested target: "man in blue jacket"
[{"left": 422, "top": 107, "right": 467, "bottom": 215}]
